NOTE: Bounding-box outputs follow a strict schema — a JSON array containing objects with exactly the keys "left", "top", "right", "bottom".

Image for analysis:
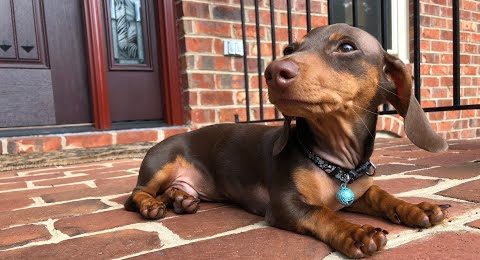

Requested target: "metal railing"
[{"left": 236, "top": 0, "right": 480, "bottom": 123}]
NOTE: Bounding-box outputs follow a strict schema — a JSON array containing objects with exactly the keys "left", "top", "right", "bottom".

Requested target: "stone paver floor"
[{"left": 0, "top": 138, "right": 479, "bottom": 259}]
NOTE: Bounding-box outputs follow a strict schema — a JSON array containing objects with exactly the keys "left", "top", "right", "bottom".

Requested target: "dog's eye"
[
  {"left": 338, "top": 43, "right": 356, "bottom": 53},
  {"left": 283, "top": 43, "right": 298, "bottom": 55}
]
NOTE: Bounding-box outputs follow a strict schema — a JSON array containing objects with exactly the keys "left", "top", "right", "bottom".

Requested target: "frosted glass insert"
[{"left": 110, "top": 0, "right": 145, "bottom": 65}]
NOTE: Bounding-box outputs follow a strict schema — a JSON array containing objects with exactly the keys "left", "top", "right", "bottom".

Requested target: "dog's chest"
[{"left": 292, "top": 166, "right": 374, "bottom": 210}]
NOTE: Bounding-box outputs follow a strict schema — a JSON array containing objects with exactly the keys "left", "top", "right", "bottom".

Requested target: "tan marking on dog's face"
[
  {"left": 293, "top": 167, "right": 374, "bottom": 211},
  {"left": 267, "top": 24, "right": 384, "bottom": 120},
  {"left": 268, "top": 54, "right": 380, "bottom": 120},
  {"left": 329, "top": 32, "right": 343, "bottom": 41}
]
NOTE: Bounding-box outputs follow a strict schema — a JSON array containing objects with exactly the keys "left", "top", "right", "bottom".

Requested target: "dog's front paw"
[
  {"left": 340, "top": 224, "right": 388, "bottom": 258},
  {"left": 139, "top": 198, "right": 167, "bottom": 219},
  {"left": 387, "top": 201, "right": 450, "bottom": 228}
]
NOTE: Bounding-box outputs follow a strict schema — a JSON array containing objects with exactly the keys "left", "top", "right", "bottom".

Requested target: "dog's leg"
[
  {"left": 345, "top": 185, "right": 450, "bottom": 228},
  {"left": 293, "top": 206, "right": 388, "bottom": 258}
]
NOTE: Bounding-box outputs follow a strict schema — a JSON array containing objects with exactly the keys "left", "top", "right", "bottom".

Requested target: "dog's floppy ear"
[
  {"left": 383, "top": 52, "right": 448, "bottom": 152},
  {"left": 273, "top": 116, "right": 293, "bottom": 156}
]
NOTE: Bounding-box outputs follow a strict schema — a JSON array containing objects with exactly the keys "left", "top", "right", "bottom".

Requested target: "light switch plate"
[{"left": 224, "top": 39, "right": 244, "bottom": 56}]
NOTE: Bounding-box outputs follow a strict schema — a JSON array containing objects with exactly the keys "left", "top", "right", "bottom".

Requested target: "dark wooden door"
[
  {"left": 103, "top": 0, "right": 163, "bottom": 122},
  {"left": 0, "top": 0, "right": 90, "bottom": 128}
]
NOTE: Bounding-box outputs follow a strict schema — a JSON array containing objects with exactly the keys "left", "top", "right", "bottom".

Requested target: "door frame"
[{"left": 82, "top": 0, "right": 183, "bottom": 130}]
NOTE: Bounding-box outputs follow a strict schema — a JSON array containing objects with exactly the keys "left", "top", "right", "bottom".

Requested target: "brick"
[
  {"left": 54, "top": 209, "right": 144, "bottom": 236},
  {"left": 196, "top": 56, "right": 231, "bottom": 71},
  {"left": 0, "top": 197, "right": 33, "bottom": 212},
  {"left": 375, "top": 178, "right": 440, "bottom": 194},
  {"left": 116, "top": 130, "right": 157, "bottom": 145},
  {"left": 0, "top": 200, "right": 108, "bottom": 229},
  {"left": 32, "top": 171, "right": 132, "bottom": 187},
  {"left": 5, "top": 137, "right": 61, "bottom": 154},
  {"left": 190, "top": 108, "right": 216, "bottom": 123},
  {"left": 1, "top": 230, "right": 161, "bottom": 259},
  {"left": 181, "top": 1, "right": 210, "bottom": 19},
  {"left": 193, "top": 20, "right": 232, "bottom": 38},
  {"left": 438, "top": 179, "right": 480, "bottom": 203},
  {"left": 189, "top": 73, "right": 215, "bottom": 88},
  {"left": 133, "top": 227, "right": 332, "bottom": 260},
  {"left": 0, "top": 224, "right": 51, "bottom": 250},
  {"left": 200, "top": 91, "right": 234, "bottom": 106},
  {"left": 214, "top": 74, "right": 244, "bottom": 89},
  {"left": 410, "top": 150, "right": 479, "bottom": 166},
  {"left": 0, "top": 183, "right": 90, "bottom": 203},
  {"left": 407, "top": 162, "right": 480, "bottom": 179},
  {"left": 218, "top": 108, "right": 246, "bottom": 123},
  {"left": 163, "top": 128, "right": 188, "bottom": 139},
  {"left": 212, "top": 5, "right": 241, "bottom": 21},
  {"left": 371, "top": 232, "right": 480, "bottom": 259},
  {"left": 183, "top": 37, "right": 212, "bottom": 53},
  {"left": 422, "top": 28, "right": 441, "bottom": 39},
  {"left": 162, "top": 206, "right": 263, "bottom": 239},
  {"left": 375, "top": 164, "right": 426, "bottom": 176},
  {"left": 42, "top": 137, "right": 62, "bottom": 152},
  {"left": 65, "top": 134, "right": 112, "bottom": 149},
  {"left": 41, "top": 176, "right": 136, "bottom": 203},
  {"left": 0, "top": 181, "right": 26, "bottom": 191},
  {"left": 21, "top": 164, "right": 108, "bottom": 176},
  {"left": 467, "top": 219, "right": 480, "bottom": 229}
]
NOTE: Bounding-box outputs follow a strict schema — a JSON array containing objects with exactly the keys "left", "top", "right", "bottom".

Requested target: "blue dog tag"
[{"left": 336, "top": 183, "right": 355, "bottom": 206}]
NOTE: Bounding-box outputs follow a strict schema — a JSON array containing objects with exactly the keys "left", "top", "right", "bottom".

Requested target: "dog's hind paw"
[
  {"left": 164, "top": 187, "right": 200, "bottom": 214},
  {"left": 341, "top": 224, "right": 388, "bottom": 258},
  {"left": 139, "top": 198, "right": 167, "bottom": 219}
]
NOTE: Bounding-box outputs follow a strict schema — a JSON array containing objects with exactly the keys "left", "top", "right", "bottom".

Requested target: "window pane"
[
  {"left": 356, "top": 0, "right": 381, "bottom": 43},
  {"left": 110, "top": 0, "right": 145, "bottom": 65},
  {"left": 386, "top": 0, "right": 392, "bottom": 50},
  {"left": 331, "top": 0, "right": 353, "bottom": 26}
]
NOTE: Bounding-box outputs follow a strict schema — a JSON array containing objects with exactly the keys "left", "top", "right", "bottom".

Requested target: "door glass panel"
[{"left": 109, "top": 0, "right": 145, "bottom": 65}]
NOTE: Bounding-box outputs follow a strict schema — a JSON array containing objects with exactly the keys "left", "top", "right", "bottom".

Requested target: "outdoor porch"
[{"left": 1, "top": 138, "right": 479, "bottom": 259}]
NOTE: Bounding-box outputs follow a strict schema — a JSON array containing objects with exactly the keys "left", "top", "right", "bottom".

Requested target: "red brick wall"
[
  {"left": 176, "top": 0, "right": 328, "bottom": 127},
  {"left": 176, "top": 0, "right": 479, "bottom": 139},
  {"left": 416, "top": 0, "right": 480, "bottom": 139}
]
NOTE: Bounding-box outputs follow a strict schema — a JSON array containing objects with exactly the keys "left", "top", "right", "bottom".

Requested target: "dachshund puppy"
[{"left": 125, "top": 24, "right": 449, "bottom": 258}]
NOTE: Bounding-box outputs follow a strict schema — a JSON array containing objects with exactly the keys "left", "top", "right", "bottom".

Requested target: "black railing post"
[
  {"left": 287, "top": 0, "right": 293, "bottom": 44},
  {"left": 413, "top": 0, "right": 421, "bottom": 102},
  {"left": 254, "top": 0, "right": 264, "bottom": 120},
  {"left": 306, "top": 0, "right": 311, "bottom": 32},
  {"left": 240, "top": 0, "right": 250, "bottom": 121},
  {"left": 452, "top": 0, "right": 461, "bottom": 106}
]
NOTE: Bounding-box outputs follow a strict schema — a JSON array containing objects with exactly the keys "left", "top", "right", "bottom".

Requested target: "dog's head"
[{"left": 266, "top": 24, "right": 448, "bottom": 155}]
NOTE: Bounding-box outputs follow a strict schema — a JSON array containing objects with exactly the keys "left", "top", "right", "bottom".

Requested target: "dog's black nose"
[{"left": 265, "top": 60, "right": 299, "bottom": 89}]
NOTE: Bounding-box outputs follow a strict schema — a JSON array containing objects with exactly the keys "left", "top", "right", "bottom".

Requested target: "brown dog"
[{"left": 125, "top": 24, "right": 450, "bottom": 258}]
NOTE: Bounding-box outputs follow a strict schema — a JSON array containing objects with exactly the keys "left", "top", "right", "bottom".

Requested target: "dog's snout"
[{"left": 265, "top": 60, "right": 299, "bottom": 89}]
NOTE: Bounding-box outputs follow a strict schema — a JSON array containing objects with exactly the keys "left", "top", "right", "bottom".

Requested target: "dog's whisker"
[
  {"left": 352, "top": 104, "right": 379, "bottom": 115},
  {"left": 351, "top": 109, "right": 375, "bottom": 139},
  {"left": 378, "top": 84, "right": 401, "bottom": 98}
]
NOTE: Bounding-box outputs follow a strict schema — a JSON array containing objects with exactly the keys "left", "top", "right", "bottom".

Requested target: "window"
[
  {"left": 0, "top": 0, "right": 48, "bottom": 68},
  {"left": 104, "top": 0, "right": 153, "bottom": 70},
  {"left": 329, "top": 0, "right": 409, "bottom": 62}
]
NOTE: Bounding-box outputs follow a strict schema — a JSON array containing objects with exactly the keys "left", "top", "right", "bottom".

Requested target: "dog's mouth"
[{"left": 270, "top": 95, "right": 347, "bottom": 116}]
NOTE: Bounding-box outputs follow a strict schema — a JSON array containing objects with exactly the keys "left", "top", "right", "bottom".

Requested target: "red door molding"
[
  {"left": 82, "top": 0, "right": 183, "bottom": 129},
  {"left": 157, "top": 0, "right": 184, "bottom": 125},
  {"left": 82, "top": 0, "right": 111, "bottom": 130}
]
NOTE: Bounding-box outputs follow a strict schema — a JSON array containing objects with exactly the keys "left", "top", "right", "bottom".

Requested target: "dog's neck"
[{"left": 298, "top": 113, "right": 377, "bottom": 170}]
